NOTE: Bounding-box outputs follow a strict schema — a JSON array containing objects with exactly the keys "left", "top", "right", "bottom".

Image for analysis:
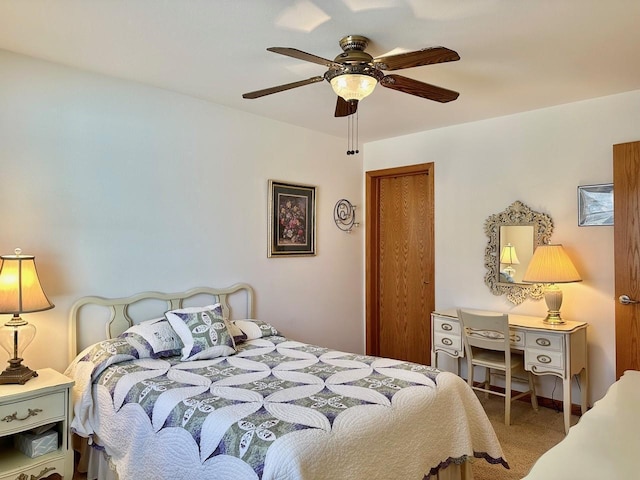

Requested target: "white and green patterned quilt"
[{"left": 66, "top": 331, "right": 507, "bottom": 480}]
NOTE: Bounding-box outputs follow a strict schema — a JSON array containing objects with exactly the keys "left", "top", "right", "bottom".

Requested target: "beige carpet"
[{"left": 472, "top": 394, "right": 574, "bottom": 480}]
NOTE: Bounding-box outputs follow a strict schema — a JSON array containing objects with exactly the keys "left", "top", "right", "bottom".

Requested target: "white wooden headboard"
[{"left": 68, "top": 283, "right": 254, "bottom": 362}]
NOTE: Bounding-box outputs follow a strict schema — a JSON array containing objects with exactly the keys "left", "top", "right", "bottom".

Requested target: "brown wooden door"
[
  {"left": 613, "top": 141, "right": 640, "bottom": 378},
  {"left": 365, "top": 163, "right": 435, "bottom": 365}
]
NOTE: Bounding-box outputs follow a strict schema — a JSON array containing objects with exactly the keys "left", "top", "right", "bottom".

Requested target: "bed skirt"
[{"left": 74, "top": 435, "right": 474, "bottom": 480}]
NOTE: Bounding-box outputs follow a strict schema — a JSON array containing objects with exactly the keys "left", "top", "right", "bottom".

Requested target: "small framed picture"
[
  {"left": 578, "top": 183, "right": 614, "bottom": 226},
  {"left": 268, "top": 180, "right": 316, "bottom": 257}
]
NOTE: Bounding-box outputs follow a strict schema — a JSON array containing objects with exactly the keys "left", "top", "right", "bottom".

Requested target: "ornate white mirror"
[{"left": 484, "top": 201, "right": 553, "bottom": 304}]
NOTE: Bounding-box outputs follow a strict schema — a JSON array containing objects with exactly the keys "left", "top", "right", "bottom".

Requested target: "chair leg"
[
  {"left": 484, "top": 367, "right": 491, "bottom": 399},
  {"left": 505, "top": 372, "right": 512, "bottom": 426},
  {"left": 528, "top": 372, "right": 539, "bottom": 411},
  {"left": 467, "top": 358, "right": 474, "bottom": 388}
]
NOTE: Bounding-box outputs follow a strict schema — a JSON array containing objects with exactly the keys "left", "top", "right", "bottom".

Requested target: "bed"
[
  {"left": 64, "top": 283, "right": 507, "bottom": 480},
  {"left": 523, "top": 369, "right": 640, "bottom": 479}
]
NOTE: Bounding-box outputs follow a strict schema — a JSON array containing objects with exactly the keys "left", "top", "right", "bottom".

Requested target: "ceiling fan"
[{"left": 242, "top": 35, "right": 460, "bottom": 117}]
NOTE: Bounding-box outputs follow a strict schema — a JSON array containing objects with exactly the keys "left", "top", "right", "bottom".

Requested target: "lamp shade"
[
  {"left": 522, "top": 244, "right": 582, "bottom": 284},
  {"left": 500, "top": 243, "right": 520, "bottom": 265},
  {"left": 0, "top": 249, "right": 54, "bottom": 314},
  {"left": 330, "top": 73, "right": 378, "bottom": 101}
]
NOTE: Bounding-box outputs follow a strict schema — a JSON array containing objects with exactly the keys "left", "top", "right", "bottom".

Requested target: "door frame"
[{"left": 365, "top": 162, "right": 434, "bottom": 357}]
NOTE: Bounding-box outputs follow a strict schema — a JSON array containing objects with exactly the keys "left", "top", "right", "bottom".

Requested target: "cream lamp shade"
[
  {"left": 522, "top": 244, "right": 581, "bottom": 324},
  {"left": 500, "top": 243, "right": 521, "bottom": 265},
  {"left": 0, "top": 248, "right": 54, "bottom": 384}
]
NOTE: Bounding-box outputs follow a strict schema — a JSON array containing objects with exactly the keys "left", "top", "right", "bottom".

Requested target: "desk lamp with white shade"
[{"left": 522, "top": 244, "right": 582, "bottom": 325}]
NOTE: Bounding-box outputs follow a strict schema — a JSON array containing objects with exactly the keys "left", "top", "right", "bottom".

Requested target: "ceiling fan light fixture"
[{"left": 330, "top": 73, "right": 378, "bottom": 101}]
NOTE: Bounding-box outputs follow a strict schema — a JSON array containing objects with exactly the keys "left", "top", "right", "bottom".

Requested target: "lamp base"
[
  {"left": 543, "top": 311, "right": 565, "bottom": 325},
  {"left": 543, "top": 284, "right": 566, "bottom": 325},
  {"left": 0, "top": 358, "right": 38, "bottom": 385}
]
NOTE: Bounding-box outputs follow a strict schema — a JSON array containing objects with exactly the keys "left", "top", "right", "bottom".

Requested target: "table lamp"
[
  {"left": 0, "top": 248, "right": 54, "bottom": 384},
  {"left": 500, "top": 243, "right": 520, "bottom": 278},
  {"left": 522, "top": 244, "right": 581, "bottom": 324}
]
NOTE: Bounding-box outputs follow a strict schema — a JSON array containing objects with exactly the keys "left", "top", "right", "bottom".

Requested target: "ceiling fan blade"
[
  {"left": 374, "top": 47, "right": 459, "bottom": 71},
  {"left": 267, "top": 47, "right": 342, "bottom": 68},
  {"left": 335, "top": 97, "right": 358, "bottom": 117},
  {"left": 242, "top": 76, "right": 325, "bottom": 99},
  {"left": 381, "top": 74, "right": 459, "bottom": 103}
]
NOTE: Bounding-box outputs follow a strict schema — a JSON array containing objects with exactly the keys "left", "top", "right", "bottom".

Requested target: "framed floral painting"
[{"left": 268, "top": 180, "right": 316, "bottom": 257}]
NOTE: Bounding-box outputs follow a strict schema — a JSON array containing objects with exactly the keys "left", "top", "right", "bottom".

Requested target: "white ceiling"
[{"left": 2, "top": 0, "right": 640, "bottom": 143}]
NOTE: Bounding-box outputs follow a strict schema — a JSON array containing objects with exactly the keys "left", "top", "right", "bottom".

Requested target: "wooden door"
[
  {"left": 614, "top": 141, "right": 640, "bottom": 378},
  {"left": 365, "top": 163, "right": 434, "bottom": 365}
]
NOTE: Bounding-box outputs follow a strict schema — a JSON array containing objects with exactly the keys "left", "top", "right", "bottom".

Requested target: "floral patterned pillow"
[{"left": 165, "top": 304, "right": 236, "bottom": 361}]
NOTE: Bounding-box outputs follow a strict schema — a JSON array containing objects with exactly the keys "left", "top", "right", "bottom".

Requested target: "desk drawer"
[
  {"left": 526, "top": 348, "right": 564, "bottom": 371},
  {"left": 433, "top": 331, "right": 463, "bottom": 356},
  {"left": 526, "top": 332, "right": 563, "bottom": 352},
  {"left": 510, "top": 331, "right": 525, "bottom": 348},
  {"left": 0, "top": 392, "right": 65, "bottom": 436},
  {"left": 433, "top": 316, "right": 460, "bottom": 335}
]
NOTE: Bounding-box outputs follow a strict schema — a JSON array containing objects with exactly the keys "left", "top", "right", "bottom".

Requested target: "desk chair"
[{"left": 457, "top": 309, "right": 538, "bottom": 425}]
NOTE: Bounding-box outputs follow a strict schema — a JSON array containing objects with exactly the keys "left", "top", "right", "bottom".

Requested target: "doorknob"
[{"left": 619, "top": 295, "right": 640, "bottom": 305}]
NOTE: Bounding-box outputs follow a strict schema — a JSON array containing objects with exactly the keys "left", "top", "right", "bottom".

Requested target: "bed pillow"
[
  {"left": 122, "top": 317, "right": 183, "bottom": 358},
  {"left": 165, "top": 304, "right": 236, "bottom": 361},
  {"left": 233, "top": 319, "right": 279, "bottom": 341},
  {"left": 225, "top": 319, "right": 248, "bottom": 344}
]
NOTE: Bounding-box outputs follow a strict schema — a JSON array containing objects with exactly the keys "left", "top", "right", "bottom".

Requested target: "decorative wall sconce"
[{"left": 334, "top": 199, "right": 359, "bottom": 233}]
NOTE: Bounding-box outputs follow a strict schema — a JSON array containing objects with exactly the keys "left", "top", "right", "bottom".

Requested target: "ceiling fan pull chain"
[
  {"left": 350, "top": 114, "right": 353, "bottom": 154},
  {"left": 346, "top": 109, "right": 360, "bottom": 156},
  {"left": 355, "top": 110, "right": 359, "bottom": 155},
  {"left": 346, "top": 115, "right": 349, "bottom": 154},
  {"left": 347, "top": 113, "right": 352, "bottom": 155}
]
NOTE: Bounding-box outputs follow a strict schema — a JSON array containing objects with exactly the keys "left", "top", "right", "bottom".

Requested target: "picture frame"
[
  {"left": 578, "top": 183, "right": 614, "bottom": 226},
  {"left": 268, "top": 180, "right": 316, "bottom": 257}
]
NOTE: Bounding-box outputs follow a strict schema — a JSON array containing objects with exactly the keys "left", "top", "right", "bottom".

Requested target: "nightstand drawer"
[{"left": 0, "top": 392, "right": 64, "bottom": 436}]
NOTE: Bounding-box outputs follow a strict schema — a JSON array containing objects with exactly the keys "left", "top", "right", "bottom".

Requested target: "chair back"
[{"left": 457, "top": 309, "right": 510, "bottom": 354}]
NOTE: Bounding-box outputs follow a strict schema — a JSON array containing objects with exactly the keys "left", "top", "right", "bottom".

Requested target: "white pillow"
[
  {"left": 123, "top": 317, "right": 183, "bottom": 358},
  {"left": 124, "top": 317, "right": 183, "bottom": 355},
  {"left": 165, "top": 304, "right": 236, "bottom": 361},
  {"left": 233, "top": 319, "right": 279, "bottom": 341}
]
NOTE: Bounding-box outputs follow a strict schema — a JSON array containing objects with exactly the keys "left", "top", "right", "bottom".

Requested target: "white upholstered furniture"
[
  {"left": 431, "top": 308, "right": 588, "bottom": 433},
  {"left": 523, "top": 369, "right": 640, "bottom": 479}
]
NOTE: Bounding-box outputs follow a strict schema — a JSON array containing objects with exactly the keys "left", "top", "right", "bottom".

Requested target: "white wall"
[
  {"left": 364, "top": 90, "right": 640, "bottom": 403},
  {"left": 3, "top": 46, "right": 637, "bottom": 405},
  {"left": 0, "top": 50, "right": 364, "bottom": 373}
]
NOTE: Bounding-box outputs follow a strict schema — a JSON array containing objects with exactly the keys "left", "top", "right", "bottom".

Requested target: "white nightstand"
[{"left": 0, "top": 369, "right": 74, "bottom": 480}]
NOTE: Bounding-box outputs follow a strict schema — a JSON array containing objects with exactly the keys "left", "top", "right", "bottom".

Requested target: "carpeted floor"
[{"left": 472, "top": 394, "right": 574, "bottom": 480}]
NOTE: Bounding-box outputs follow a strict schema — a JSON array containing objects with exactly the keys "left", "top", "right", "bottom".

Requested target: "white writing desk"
[{"left": 431, "top": 308, "right": 588, "bottom": 434}]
